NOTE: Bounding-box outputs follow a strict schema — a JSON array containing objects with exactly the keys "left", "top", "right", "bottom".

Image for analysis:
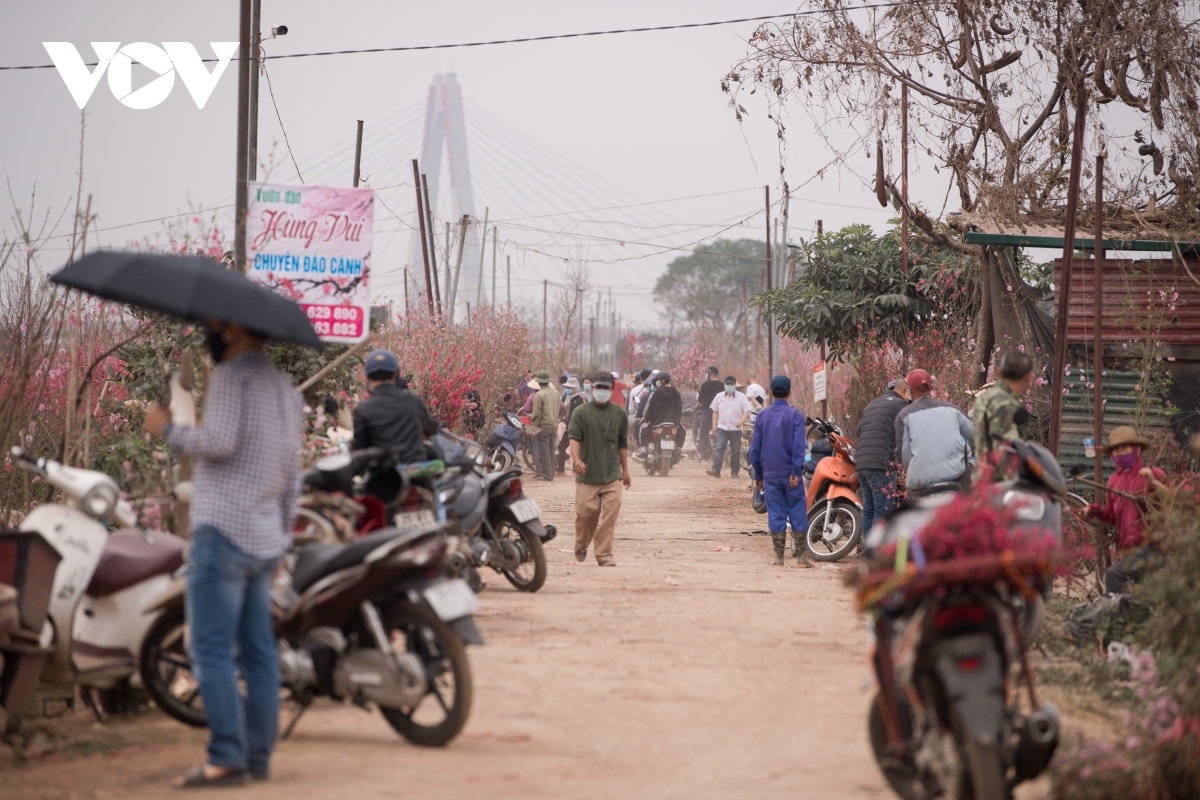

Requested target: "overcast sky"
[{"left": 2, "top": 1, "right": 918, "bottom": 325}]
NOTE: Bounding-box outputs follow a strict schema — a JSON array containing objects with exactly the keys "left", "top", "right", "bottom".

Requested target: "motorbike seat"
[
  {"left": 292, "top": 526, "right": 436, "bottom": 594},
  {"left": 86, "top": 529, "right": 185, "bottom": 598}
]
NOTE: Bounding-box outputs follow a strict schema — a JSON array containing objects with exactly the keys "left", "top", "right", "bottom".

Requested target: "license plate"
[
  {"left": 394, "top": 509, "right": 437, "bottom": 531},
  {"left": 424, "top": 579, "right": 480, "bottom": 621},
  {"left": 509, "top": 497, "right": 541, "bottom": 523},
  {"left": 660, "top": 440, "right": 675, "bottom": 451}
]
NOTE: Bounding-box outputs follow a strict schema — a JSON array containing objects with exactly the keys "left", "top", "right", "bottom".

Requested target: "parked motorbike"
[
  {"left": 10, "top": 447, "right": 186, "bottom": 714},
  {"left": 484, "top": 406, "right": 525, "bottom": 472},
  {"left": 139, "top": 455, "right": 482, "bottom": 747},
  {"left": 434, "top": 430, "right": 554, "bottom": 593},
  {"left": 639, "top": 422, "right": 680, "bottom": 477},
  {"left": 856, "top": 438, "right": 1065, "bottom": 800},
  {"left": 802, "top": 417, "right": 864, "bottom": 561}
]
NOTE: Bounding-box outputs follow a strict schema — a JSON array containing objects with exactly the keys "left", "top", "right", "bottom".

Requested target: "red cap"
[{"left": 905, "top": 369, "right": 932, "bottom": 392}]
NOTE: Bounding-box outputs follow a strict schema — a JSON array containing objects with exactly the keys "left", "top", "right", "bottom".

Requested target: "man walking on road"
[
  {"left": 531, "top": 371, "right": 559, "bottom": 481},
  {"left": 706, "top": 375, "right": 753, "bottom": 479},
  {"left": 894, "top": 369, "right": 975, "bottom": 498},
  {"left": 144, "top": 320, "right": 302, "bottom": 788},
  {"left": 750, "top": 376, "right": 811, "bottom": 566},
  {"left": 568, "top": 372, "right": 631, "bottom": 567},
  {"left": 695, "top": 365, "right": 723, "bottom": 460},
  {"left": 855, "top": 379, "right": 910, "bottom": 533}
]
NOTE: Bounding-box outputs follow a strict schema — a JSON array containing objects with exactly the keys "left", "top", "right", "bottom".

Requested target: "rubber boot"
[
  {"left": 769, "top": 534, "right": 786, "bottom": 566},
  {"left": 794, "top": 538, "right": 812, "bottom": 569}
]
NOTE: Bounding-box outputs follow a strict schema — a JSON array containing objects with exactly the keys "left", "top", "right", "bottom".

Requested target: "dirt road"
[{"left": 2, "top": 459, "right": 1031, "bottom": 799}]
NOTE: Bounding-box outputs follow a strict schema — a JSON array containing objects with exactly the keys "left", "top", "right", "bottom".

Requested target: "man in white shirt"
[{"left": 706, "top": 375, "right": 754, "bottom": 479}]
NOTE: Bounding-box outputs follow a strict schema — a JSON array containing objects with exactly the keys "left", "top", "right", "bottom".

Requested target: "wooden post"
[
  {"left": 411, "top": 160, "right": 433, "bottom": 310},
  {"left": 448, "top": 214, "right": 469, "bottom": 326},
  {"left": 507, "top": 255, "right": 511, "bottom": 306},
  {"left": 475, "top": 207, "right": 489, "bottom": 307},
  {"left": 352, "top": 120, "right": 363, "bottom": 186},
  {"left": 422, "top": 174, "right": 441, "bottom": 313},
  {"left": 1093, "top": 152, "right": 1106, "bottom": 502},
  {"left": 1048, "top": 81, "right": 1088, "bottom": 458},
  {"left": 491, "top": 226, "right": 497, "bottom": 309},
  {"left": 543, "top": 279, "right": 548, "bottom": 348},
  {"left": 233, "top": 0, "right": 252, "bottom": 273},
  {"left": 901, "top": 83, "right": 909, "bottom": 279}
]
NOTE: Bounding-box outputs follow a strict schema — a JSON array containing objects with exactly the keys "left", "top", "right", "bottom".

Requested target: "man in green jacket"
[
  {"left": 567, "top": 372, "right": 632, "bottom": 566},
  {"left": 531, "top": 371, "right": 560, "bottom": 481},
  {"left": 972, "top": 350, "right": 1034, "bottom": 476}
]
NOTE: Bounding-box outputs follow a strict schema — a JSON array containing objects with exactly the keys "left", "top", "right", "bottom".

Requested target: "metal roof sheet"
[{"left": 1053, "top": 258, "right": 1200, "bottom": 344}]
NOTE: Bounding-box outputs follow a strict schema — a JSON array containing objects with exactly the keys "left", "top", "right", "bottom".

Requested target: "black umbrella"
[{"left": 50, "top": 251, "right": 323, "bottom": 349}]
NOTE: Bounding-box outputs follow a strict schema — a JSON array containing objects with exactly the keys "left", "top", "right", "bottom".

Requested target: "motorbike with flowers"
[{"left": 854, "top": 437, "right": 1067, "bottom": 800}]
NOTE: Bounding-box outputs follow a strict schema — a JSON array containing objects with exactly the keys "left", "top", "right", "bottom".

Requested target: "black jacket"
[
  {"left": 642, "top": 386, "right": 683, "bottom": 429},
  {"left": 697, "top": 378, "right": 724, "bottom": 410},
  {"left": 855, "top": 389, "right": 908, "bottom": 471},
  {"left": 353, "top": 382, "right": 435, "bottom": 455}
]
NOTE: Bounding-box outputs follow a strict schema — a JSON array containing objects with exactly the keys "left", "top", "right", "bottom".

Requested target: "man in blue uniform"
[{"left": 749, "top": 375, "right": 810, "bottom": 567}]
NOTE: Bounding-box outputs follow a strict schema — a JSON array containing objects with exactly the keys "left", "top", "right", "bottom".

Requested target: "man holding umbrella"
[{"left": 51, "top": 252, "right": 315, "bottom": 788}]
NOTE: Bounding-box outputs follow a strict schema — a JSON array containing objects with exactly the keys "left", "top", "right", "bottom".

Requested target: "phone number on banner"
[{"left": 302, "top": 304, "right": 364, "bottom": 339}]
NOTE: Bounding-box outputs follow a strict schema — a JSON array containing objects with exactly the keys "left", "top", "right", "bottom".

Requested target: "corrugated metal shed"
[
  {"left": 1057, "top": 368, "right": 1174, "bottom": 478},
  {"left": 1053, "top": 258, "right": 1200, "bottom": 344}
]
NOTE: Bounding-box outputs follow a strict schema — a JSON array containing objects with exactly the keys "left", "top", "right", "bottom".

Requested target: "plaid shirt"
[{"left": 167, "top": 350, "right": 303, "bottom": 559}]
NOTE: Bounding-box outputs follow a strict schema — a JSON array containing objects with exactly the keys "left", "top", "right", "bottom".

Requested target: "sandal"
[{"left": 176, "top": 766, "right": 250, "bottom": 789}]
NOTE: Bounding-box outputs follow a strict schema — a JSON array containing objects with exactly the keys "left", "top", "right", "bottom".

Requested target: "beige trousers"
[{"left": 574, "top": 479, "right": 623, "bottom": 560}]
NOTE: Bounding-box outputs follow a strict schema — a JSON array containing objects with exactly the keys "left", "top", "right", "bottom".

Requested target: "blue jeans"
[
  {"left": 764, "top": 475, "right": 808, "bottom": 535},
  {"left": 186, "top": 526, "right": 280, "bottom": 775},
  {"left": 858, "top": 468, "right": 897, "bottom": 534},
  {"left": 711, "top": 428, "right": 743, "bottom": 476}
]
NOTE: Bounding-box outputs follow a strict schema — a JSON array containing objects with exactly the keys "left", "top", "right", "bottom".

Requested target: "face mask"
[
  {"left": 205, "top": 330, "right": 228, "bottom": 363},
  {"left": 1113, "top": 452, "right": 1139, "bottom": 470},
  {"left": 564, "top": 389, "right": 573, "bottom": 396},
  {"left": 583, "top": 384, "right": 591, "bottom": 392},
  {"left": 593, "top": 388, "right": 612, "bottom": 404},
  {"left": 725, "top": 384, "right": 736, "bottom": 394}
]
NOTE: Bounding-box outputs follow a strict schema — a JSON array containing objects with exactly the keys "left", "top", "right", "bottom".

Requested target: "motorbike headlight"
[
  {"left": 1003, "top": 490, "right": 1046, "bottom": 522},
  {"left": 81, "top": 483, "right": 118, "bottom": 519}
]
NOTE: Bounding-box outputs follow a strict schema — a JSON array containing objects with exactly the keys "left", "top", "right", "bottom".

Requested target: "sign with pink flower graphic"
[{"left": 246, "top": 182, "right": 373, "bottom": 344}]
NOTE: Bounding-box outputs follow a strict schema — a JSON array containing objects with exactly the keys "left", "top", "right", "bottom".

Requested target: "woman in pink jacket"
[{"left": 1087, "top": 426, "right": 1168, "bottom": 594}]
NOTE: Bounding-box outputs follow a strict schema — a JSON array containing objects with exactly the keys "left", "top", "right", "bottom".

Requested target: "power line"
[
  {"left": 261, "top": 58, "right": 304, "bottom": 183},
  {"left": 1, "top": 3, "right": 927, "bottom": 71}
]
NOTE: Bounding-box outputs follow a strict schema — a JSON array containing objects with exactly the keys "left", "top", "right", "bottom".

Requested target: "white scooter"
[{"left": 12, "top": 446, "right": 186, "bottom": 712}]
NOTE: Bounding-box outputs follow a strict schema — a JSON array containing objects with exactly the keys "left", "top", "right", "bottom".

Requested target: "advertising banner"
[
  {"left": 812, "top": 361, "right": 827, "bottom": 402},
  {"left": 246, "top": 182, "right": 373, "bottom": 344}
]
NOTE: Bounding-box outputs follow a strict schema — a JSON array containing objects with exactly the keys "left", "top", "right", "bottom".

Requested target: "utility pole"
[
  {"left": 491, "top": 226, "right": 497, "bottom": 309},
  {"left": 352, "top": 120, "right": 363, "bottom": 186},
  {"left": 247, "top": 0, "right": 260, "bottom": 182},
  {"left": 448, "top": 214, "right": 469, "bottom": 326},
  {"left": 233, "top": 0, "right": 251, "bottom": 273},
  {"left": 741, "top": 280, "right": 750, "bottom": 369},
  {"left": 411, "top": 160, "right": 433, "bottom": 310},
  {"left": 506, "top": 255, "right": 511, "bottom": 306},
  {"left": 1048, "top": 80, "right": 1088, "bottom": 457},
  {"left": 901, "top": 83, "right": 909, "bottom": 278},
  {"left": 403, "top": 267, "right": 409, "bottom": 315},
  {"left": 817, "top": 216, "right": 827, "bottom": 419},
  {"left": 780, "top": 186, "right": 790, "bottom": 290},
  {"left": 589, "top": 317, "right": 596, "bottom": 364},
  {"left": 1093, "top": 149, "right": 1106, "bottom": 501},
  {"left": 765, "top": 186, "right": 774, "bottom": 377},
  {"left": 542, "top": 279, "right": 548, "bottom": 349},
  {"left": 444, "top": 223, "right": 452, "bottom": 316},
  {"left": 475, "top": 207, "right": 489, "bottom": 307}
]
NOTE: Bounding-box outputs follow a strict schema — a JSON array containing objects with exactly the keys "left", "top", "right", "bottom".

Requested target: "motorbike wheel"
[
  {"left": 867, "top": 693, "right": 923, "bottom": 800},
  {"left": 805, "top": 500, "right": 862, "bottom": 561},
  {"left": 378, "top": 601, "right": 472, "bottom": 747},
  {"left": 488, "top": 448, "right": 514, "bottom": 473},
  {"left": 139, "top": 605, "right": 207, "bottom": 728},
  {"left": 658, "top": 449, "right": 671, "bottom": 477},
  {"left": 521, "top": 442, "right": 536, "bottom": 472},
  {"left": 752, "top": 487, "right": 767, "bottom": 514},
  {"left": 494, "top": 519, "right": 547, "bottom": 593}
]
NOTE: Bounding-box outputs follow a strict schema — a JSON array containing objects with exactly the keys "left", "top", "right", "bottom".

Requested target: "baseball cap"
[
  {"left": 906, "top": 369, "right": 932, "bottom": 392},
  {"left": 365, "top": 349, "right": 399, "bottom": 377},
  {"left": 591, "top": 371, "right": 615, "bottom": 388},
  {"left": 770, "top": 375, "right": 791, "bottom": 395}
]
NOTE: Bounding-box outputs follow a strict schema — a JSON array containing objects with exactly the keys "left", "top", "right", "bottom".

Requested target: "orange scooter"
[{"left": 801, "top": 417, "right": 863, "bottom": 561}]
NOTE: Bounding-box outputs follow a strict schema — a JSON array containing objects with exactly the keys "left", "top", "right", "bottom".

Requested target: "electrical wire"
[
  {"left": 260, "top": 57, "right": 304, "bottom": 183},
  {"left": 0, "top": 4, "right": 928, "bottom": 71}
]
